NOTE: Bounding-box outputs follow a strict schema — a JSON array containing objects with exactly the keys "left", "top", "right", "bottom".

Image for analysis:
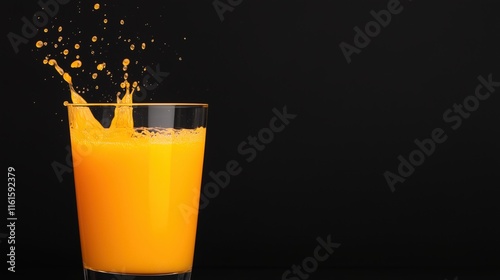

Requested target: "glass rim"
[{"left": 63, "top": 101, "right": 208, "bottom": 107}]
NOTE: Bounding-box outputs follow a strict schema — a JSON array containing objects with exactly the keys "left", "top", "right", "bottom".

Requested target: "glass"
[{"left": 64, "top": 102, "right": 208, "bottom": 280}]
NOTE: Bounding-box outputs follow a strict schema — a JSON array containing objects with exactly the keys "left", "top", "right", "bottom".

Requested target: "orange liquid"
[
  {"left": 38, "top": 4, "right": 206, "bottom": 272},
  {"left": 70, "top": 126, "right": 206, "bottom": 274}
]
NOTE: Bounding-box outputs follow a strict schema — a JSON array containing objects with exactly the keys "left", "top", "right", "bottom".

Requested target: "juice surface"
[{"left": 70, "top": 126, "right": 206, "bottom": 274}]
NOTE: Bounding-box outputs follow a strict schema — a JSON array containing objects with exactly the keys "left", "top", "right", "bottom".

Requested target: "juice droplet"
[
  {"left": 92, "top": 36, "right": 98, "bottom": 42},
  {"left": 141, "top": 43, "right": 146, "bottom": 50},
  {"left": 58, "top": 36, "right": 63, "bottom": 42},
  {"left": 58, "top": 26, "right": 63, "bottom": 32},
  {"left": 63, "top": 49, "right": 69, "bottom": 55},
  {"left": 122, "top": 58, "right": 130, "bottom": 66},
  {"left": 120, "top": 19, "right": 125, "bottom": 25},
  {"left": 36, "top": 41, "right": 44, "bottom": 48},
  {"left": 43, "top": 28, "right": 48, "bottom": 33},
  {"left": 74, "top": 44, "right": 80, "bottom": 49},
  {"left": 48, "top": 59, "right": 64, "bottom": 76},
  {"left": 130, "top": 44, "right": 135, "bottom": 50},
  {"left": 63, "top": 72, "right": 72, "bottom": 84},
  {"left": 97, "top": 63, "right": 106, "bottom": 71},
  {"left": 92, "top": 73, "right": 98, "bottom": 79},
  {"left": 71, "top": 60, "right": 82, "bottom": 68},
  {"left": 103, "top": 18, "right": 108, "bottom": 24},
  {"left": 94, "top": 3, "right": 100, "bottom": 10}
]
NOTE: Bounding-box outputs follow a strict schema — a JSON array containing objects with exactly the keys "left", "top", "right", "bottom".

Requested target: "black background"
[{"left": 2, "top": 0, "right": 499, "bottom": 279}]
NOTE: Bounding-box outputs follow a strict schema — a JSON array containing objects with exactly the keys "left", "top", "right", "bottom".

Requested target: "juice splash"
[
  {"left": 34, "top": 1, "right": 154, "bottom": 129},
  {"left": 45, "top": 57, "right": 136, "bottom": 130}
]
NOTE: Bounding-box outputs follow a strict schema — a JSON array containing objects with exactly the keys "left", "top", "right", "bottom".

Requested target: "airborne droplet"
[
  {"left": 71, "top": 60, "right": 82, "bottom": 68},
  {"left": 63, "top": 73, "right": 72, "bottom": 84}
]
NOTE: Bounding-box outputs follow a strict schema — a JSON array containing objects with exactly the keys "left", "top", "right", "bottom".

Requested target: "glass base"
[{"left": 83, "top": 268, "right": 192, "bottom": 280}]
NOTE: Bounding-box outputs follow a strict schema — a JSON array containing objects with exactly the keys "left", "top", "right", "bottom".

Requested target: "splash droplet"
[
  {"left": 71, "top": 60, "right": 82, "bottom": 68},
  {"left": 63, "top": 73, "right": 72, "bottom": 84}
]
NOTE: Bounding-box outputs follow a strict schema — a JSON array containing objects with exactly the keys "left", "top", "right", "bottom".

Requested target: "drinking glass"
[{"left": 65, "top": 102, "right": 208, "bottom": 280}]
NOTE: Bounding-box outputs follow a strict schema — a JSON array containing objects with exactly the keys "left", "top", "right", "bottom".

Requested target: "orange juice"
[
  {"left": 35, "top": 2, "right": 207, "bottom": 276},
  {"left": 69, "top": 110, "right": 206, "bottom": 274}
]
